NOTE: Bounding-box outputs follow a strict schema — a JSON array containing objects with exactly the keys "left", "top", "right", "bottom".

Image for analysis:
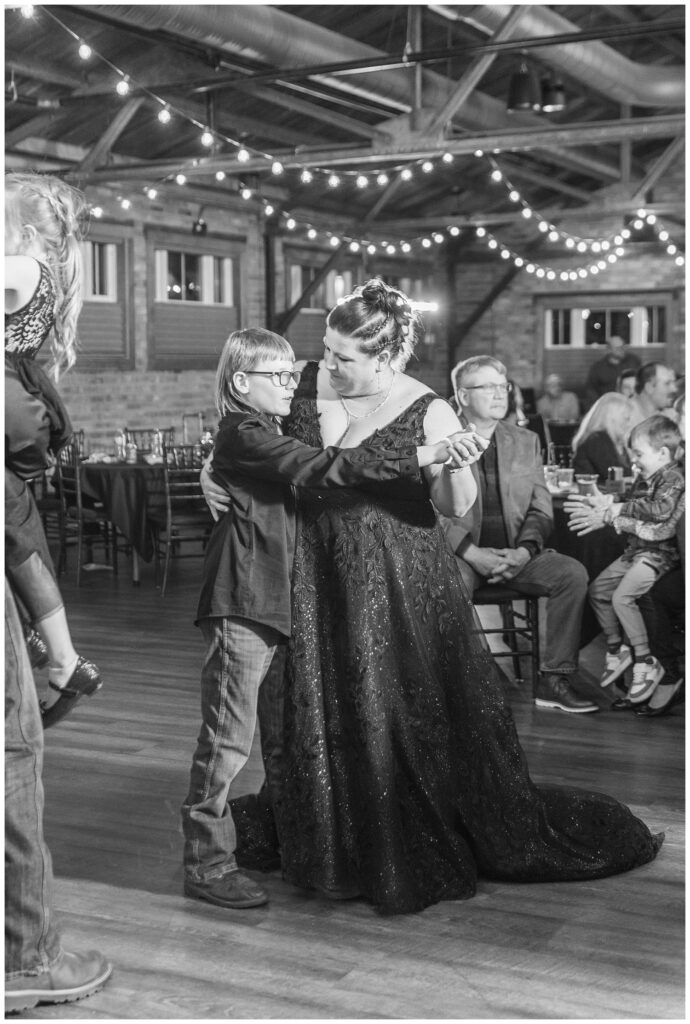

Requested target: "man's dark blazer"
[{"left": 438, "top": 419, "right": 553, "bottom": 557}]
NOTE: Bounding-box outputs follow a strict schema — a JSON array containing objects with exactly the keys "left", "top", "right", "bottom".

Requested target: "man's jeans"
[
  {"left": 181, "top": 616, "right": 283, "bottom": 883},
  {"left": 5, "top": 580, "right": 63, "bottom": 979},
  {"left": 458, "top": 549, "right": 588, "bottom": 675}
]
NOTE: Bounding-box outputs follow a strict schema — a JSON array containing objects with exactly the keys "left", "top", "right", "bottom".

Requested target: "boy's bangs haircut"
[
  {"left": 215, "top": 327, "right": 295, "bottom": 416},
  {"left": 629, "top": 413, "right": 682, "bottom": 453}
]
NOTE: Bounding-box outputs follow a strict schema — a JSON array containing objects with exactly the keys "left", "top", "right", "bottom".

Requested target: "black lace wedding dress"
[{"left": 233, "top": 361, "right": 661, "bottom": 915}]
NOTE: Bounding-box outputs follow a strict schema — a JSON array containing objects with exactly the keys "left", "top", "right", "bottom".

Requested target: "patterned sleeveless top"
[{"left": 5, "top": 261, "right": 57, "bottom": 360}]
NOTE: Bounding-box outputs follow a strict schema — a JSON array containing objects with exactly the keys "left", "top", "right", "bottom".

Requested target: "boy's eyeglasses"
[
  {"left": 461, "top": 383, "right": 513, "bottom": 394},
  {"left": 245, "top": 370, "right": 301, "bottom": 387}
]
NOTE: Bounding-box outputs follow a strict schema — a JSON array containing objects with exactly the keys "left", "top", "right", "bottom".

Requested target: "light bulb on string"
[
  {"left": 401, "top": 168, "right": 413, "bottom": 181},
  {"left": 215, "top": 170, "right": 226, "bottom": 182},
  {"left": 116, "top": 76, "right": 130, "bottom": 96},
  {"left": 20, "top": 5, "right": 34, "bottom": 18},
  {"left": 367, "top": 244, "right": 376, "bottom": 254},
  {"left": 376, "top": 173, "right": 389, "bottom": 186},
  {"left": 476, "top": 227, "right": 486, "bottom": 238},
  {"left": 300, "top": 169, "right": 313, "bottom": 184},
  {"left": 175, "top": 173, "right": 186, "bottom": 185},
  {"left": 386, "top": 244, "right": 396, "bottom": 255},
  {"left": 621, "top": 229, "right": 631, "bottom": 240},
  {"left": 490, "top": 169, "right": 502, "bottom": 182},
  {"left": 432, "top": 233, "right": 444, "bottom": 244},
  {"left": 548, "top": 230, "right": 559, "bottom": 242},
  {"left": 538, "top": 221, "right": 549, "bottom": 232},
  {"left": 264, "top": 205, "right": 274, "bottom": 217},
  {"left": 488, "top": 238, "right": 498, "bottom": 249},
  {"left": 120, "top": 198, "right": 131, "bottom": 210},
  {"left": 78, "top": 41, "right": 92, "bottom": 60},
  {"left": 442, "top": 152, "right": 454, "bottom": 164},
  {"left": 145, "top": 187, "right": 157, "bottom": 200},
  {"left": 356, "top": 175, "right": 368, "bottom": 189},
  {"left": 501, "top": 249, "right": 511, "bottom": 259},
  {"left": 675, "top": 256, "right": 684, "bottom": 266},
  {"left": 632, "top": 219, "right": 644, "bottom": 231},
  {"left": 591, "top": 241, "right": 601, "bottom": 253},
  {"left": 546, "top": 270, "right": 556, "bottom": 281},
  {"left": 401, "top": 242, "right": 411, "bottom": 253},
  {"left": 422, "top": 161, "right": 434, "bottom": 174},
  {"left": 350, "top": 241, "right": 360, "bottom": 252},
  {"left": 667, "top": 244, "right": 677, "bottom": 255},
  {"left": 590, "top": 266, "right": 599, "bottom": 275},
  {"left": 91, "top": 206, "right": 103, "bottom": 218},
  {"left": 578, "top": 269, "right": 588, "bottom": 278},
  {"left": 521, "top": 207, "right": 532, "bottom": 219},
  {"left": 422, "top": 238, "right": 432, "bottom": 248},
  {"left": 658, "top": 229, "right": 669, "bottom": 242},
  {"left": 449, "top": 226, "right": 460, "bottom": 237},
  {"left": 601, "top": 240, "right": 610, "bottom": 251},
  {"left": 474, "top": 149, "right": 484, "bottom": 158},
  {"left": 200, "top": 130, "right": 214, "bottom": 148},
  {"left": 271, "top": 161, "right": 284, "bottom": 175},
  {"left": 560, "top": 271, "right": 569, "bottom": 281},
  {"left": 536, "top": 268, "right": 545, "bottom": 278},
  {"left": 327, "top": 173, "right": 340, "bottom": 188},
  {"left": 307, "top": 228, "right": 317, "bottom": 240},
  {"left": 576, "top": 241, "right": 587, "bottom": 253},
  {"left": 565, "top": 238, "right": 575, "bottom": 249},
  {"left": 514, "top": 257, "right": 524, "bottom": 268},
  {"left": 646, "top": 214, "right": 657, "bottom": 225},
  {"left": 240, "top": 187, "right": 252, "bottom": 200},
  {"left": 286, "top": 218, "right": 296, "bottom": 230},
  {"left": 237, "top": 147, "right": 250, "bottom": 163},
  {"left": 509, "top": 190, "right": 520, "bottom": 202},
  {"left": 158, "top": 106, "right": 171, "bottom": 124},
  {"left": 330, "top": 236, "right": 340, "bottom": 247},
  {"left": 525, "top": 264, "right": 535, "bottom": 274}
]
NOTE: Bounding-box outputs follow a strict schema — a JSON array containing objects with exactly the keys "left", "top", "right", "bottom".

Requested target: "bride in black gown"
[{"left": 231, "top": 279, "right": 661, "bottom": 916}]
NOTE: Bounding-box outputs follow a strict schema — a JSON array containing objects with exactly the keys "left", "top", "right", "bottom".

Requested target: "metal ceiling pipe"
[
  {"left": 454, "top": 4, "right": 684, "bottom": 108},
  {"left": 83, "top": 5, "right": 622, "bottom": 180},
  {"left": 83, "top": 4, "right": 541, "bottom": 129}
]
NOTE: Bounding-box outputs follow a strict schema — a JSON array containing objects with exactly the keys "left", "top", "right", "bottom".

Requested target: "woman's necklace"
[{"left": 337, "top": 372, "right": 396, "bottom": 445}]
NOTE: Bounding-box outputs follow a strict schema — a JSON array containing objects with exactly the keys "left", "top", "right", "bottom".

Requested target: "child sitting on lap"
[{"left": 585, "top": 415, "right": 684, "bottom": 704}]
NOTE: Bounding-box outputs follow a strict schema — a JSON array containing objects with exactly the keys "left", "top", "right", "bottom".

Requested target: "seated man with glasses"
[{"left": 439, "top": 355, "right": 597, "bottom": 714}]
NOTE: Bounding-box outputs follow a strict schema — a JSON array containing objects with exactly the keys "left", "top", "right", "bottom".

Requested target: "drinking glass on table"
[
  {"left": 575, "top": 473, "right": 598, "bottom": 495},
  {"left": 556, "top": 466, "right": 574, "bottom": 489}
]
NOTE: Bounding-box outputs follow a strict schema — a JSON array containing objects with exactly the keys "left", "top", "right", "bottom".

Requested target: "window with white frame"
[
  {"left": 288, "top": 265, "right": 353, "bottom": 310},
  {"left": 80, "top": 240, "right": 118, "bottom": 301},
  {"left": 544, "top": 300, "right": 667, "bottom": 348},
  {"left": 154, "top": 248, "right": 235, "bottom": 305}
]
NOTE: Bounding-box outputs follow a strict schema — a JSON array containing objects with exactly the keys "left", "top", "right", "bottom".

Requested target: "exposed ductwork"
[
  {"left": 85, "top": 5, "right": 678, "bottom": 183},
  {"left": 454, "top": 4, "right": 685, "bottom": 109},
  {"left": 83, "top": 4, "right": 551, "bottom": 131}
]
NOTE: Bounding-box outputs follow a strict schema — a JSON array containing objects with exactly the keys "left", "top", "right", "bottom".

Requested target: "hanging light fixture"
[
  {"left": 506, "top": 59, "right": 541, "bottom": 112},
  {"left": 541, "top": 76, "right": 566, "bottom": 113}
]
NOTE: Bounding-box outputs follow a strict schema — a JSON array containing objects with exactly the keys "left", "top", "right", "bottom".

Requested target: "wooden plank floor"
[{"left": 18, "top": 553, "right": 685, "bottom": 1020}]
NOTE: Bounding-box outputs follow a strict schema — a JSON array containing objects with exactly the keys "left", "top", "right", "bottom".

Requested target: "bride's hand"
[
  {"left": 445, "top": 426, "right": 489, "bottom": 469},
  {"left": 200, "top": 457, "right": 232, "bottom": 521}
]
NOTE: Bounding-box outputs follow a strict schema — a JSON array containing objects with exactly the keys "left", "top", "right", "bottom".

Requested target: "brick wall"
[{"left": 60, "top": 175, "right": 684, "bottom": 450}]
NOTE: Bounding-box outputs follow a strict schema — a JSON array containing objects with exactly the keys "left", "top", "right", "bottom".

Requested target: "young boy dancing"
[{"left": 585, "top": 415, "right": 684, "bottom": 704}]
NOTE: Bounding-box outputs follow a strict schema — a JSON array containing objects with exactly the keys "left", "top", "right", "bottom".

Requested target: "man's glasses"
[
  {"left": 244, "top": 370, "right": 301, "bottom": 387},
  {"left": 461, "top": 383, "right": 513, "bottom": 395}
]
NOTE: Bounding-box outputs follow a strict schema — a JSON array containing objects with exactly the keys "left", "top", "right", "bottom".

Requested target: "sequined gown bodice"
[{"left": 254, "top": 362, "right": 661, "bottom": 914}]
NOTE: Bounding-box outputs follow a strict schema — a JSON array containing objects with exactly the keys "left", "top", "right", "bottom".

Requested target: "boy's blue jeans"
[
  {"left": 5, "top": 580, "right": 63, "bottom": 979},
  {"left": 181, "top": 616, "right": 284, "bottom": 883}
]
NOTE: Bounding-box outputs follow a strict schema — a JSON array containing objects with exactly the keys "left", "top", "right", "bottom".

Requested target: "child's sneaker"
[
  {"left": 628, "top": 657, "right": 665, "bottom": 704},
  {"left": 600, "top": 644, "right": 632, "bottom": 688}
]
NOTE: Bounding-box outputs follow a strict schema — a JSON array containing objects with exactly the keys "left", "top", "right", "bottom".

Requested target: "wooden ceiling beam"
[
  {"left": 427, "top": 6, "right": 526, "bottom": 135},
  {"left": 72, "top": 114, "right": 682, "bottom": 184},
  {"left": 632, "top": 136, "right": 686, "bottom": 202},
  {"left": 76, "top": 97, "right": 146, "bottom": 174}
]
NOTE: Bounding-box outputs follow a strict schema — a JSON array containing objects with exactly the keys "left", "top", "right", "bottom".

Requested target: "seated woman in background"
[
  {"left": 504, "top": 380, "right": 550, "bottom": 456},
  {"left": 572, "top": 392, "right": 633, "bottom": 483}
]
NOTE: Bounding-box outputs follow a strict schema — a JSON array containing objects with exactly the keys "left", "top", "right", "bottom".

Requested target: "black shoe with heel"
[{"left": 41, "top": 658, "right": 103, "bottom": 729}]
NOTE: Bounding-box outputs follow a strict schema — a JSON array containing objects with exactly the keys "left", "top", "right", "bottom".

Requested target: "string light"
[
  {"left": 307, "top": 228, "right": 317, "bottom": 240},
  {"left": 24, "top": 10, "right": 684, "bottom": 277}
]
